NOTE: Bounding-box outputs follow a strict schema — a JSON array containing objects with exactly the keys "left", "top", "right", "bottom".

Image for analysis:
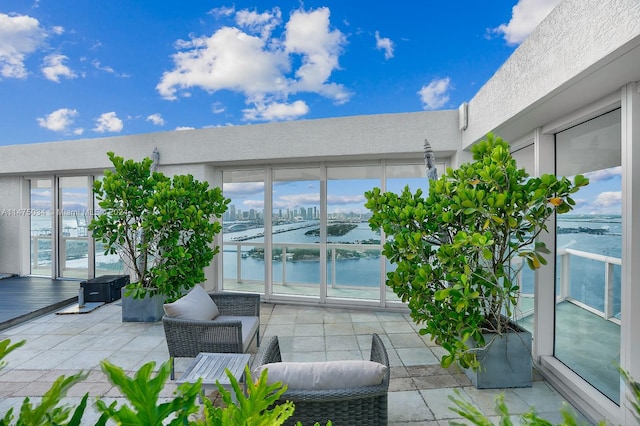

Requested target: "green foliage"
[
  {"left": 365, "top": 133, "right": 589, "bottom": 369},
  {"left": 95, "top": 359, "right": 201, "bottom": 425},
  {"left": 448, "top": 389, "right": 606, "bottom": 425},
  {"left": 201, "top": 366, "right": 296, "bottom": 426},
  {"left": 620, "top": 368, "right": 640, "bottom": 420},
  {"left": 1, "top": 339, "right": 88, "bottom": 426},
  {"left": 1, "top": 338, "right": 330, "bottom": 425},
  {"left": 89, "top": 152, "right": 230, "bottom": 302},
  {"left": 0, "top": 339, "right": 24, "bottom": 371}
]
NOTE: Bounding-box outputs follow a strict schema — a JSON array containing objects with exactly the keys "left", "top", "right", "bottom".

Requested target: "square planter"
[
  {"left": 121, "top": 288, "right": 165, "bottom": 322},
  {"left": 463, "top": 326, "right": 532, "bottom": 389}
]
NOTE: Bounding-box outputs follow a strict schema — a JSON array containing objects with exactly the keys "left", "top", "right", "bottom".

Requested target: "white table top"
[{"left": 177, "top": 352, "right": 251, "bottom": 386}]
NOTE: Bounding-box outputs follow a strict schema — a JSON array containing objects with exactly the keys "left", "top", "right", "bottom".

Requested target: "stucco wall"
[
  {"left": 0, "top": 110, "right": 460, "bottom": 176},
  {"left": 463, "top": 0, "right": 640, "bottom": 147},
  {"left": 0, "top": 177, "right": 24, "bottom": 275}
]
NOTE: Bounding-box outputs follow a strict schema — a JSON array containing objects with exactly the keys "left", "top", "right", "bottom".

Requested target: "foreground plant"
[
  {"left": 366, "top": 133, "right": 589, "bottom": 369},
  {"left": 202, "top": 367, "right": 297, "bottom": 426},
  {"left": 0, "top": 339, "right": 88, "bottom": 426},
  {"left": 95, "top": 359, "right": 201, "bottom": 425}
]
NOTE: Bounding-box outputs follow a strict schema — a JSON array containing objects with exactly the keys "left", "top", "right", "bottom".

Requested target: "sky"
[{"left": 0, "top": 0, "right": 562, "bottom": 147}]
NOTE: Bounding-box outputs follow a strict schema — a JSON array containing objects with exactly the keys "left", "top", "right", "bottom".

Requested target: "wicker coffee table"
[{"left": 177, "top": 352, "right": 251, "bottom": 399}]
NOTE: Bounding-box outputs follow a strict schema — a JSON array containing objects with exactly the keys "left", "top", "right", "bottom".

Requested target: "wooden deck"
[{"left": 0, "top": 276, "right": 79, "bottom": 331}]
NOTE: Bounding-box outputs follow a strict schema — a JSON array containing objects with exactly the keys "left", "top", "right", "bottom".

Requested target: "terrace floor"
[{"left": 0, "top": 295, "right": 592, "bottom": 425}]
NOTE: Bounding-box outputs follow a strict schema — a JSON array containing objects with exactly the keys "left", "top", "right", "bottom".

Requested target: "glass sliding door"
[
  {"left": 555, "top": 109, "right": 622, "bottom": 404},
  {"left": 271, "top": 167, "right": 321, "bottom": 298},
  {"left": 30, "top": 179, "right": 54, "bottom": 276},
  {"left": 58, "top": 176, "right": 92, "bottom": 279},
  {"left": 511, "top": 144, "right": 536, "bottom": 333},
  {"left": 326, "top": 165, "right": 381, "bottom": 300},
  {"left": 222, "top": 170, "right": 266, "bottom": 294},
  {"left": 384, "top": 163, "right": 433, "bottom": 303}
]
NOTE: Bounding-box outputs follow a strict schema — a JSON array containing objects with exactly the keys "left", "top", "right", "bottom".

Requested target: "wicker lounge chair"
[
  {"left": 162, "top": 292, "right": 260, "bottom": 379},
  {"left": 256, "top": 333, "right": 390, "bottom": 426}
]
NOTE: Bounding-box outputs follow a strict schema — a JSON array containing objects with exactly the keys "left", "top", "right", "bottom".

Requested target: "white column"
[
  {"left": 620, "top": 81, "right": 640, "bottom": 425},
  {"left": 533, "top": 129, "right": 556, "bottom": 361}
]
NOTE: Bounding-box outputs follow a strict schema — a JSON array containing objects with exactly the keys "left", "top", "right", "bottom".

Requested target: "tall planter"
[
  {"left": 121, "top": 288, "right": 165, "bottom": 322},
  {"left": 365, "top": 133, "right": 589, "bottom": 388},
  {"left": 463, "top": 323, "right": 532, "bottom": 388}
]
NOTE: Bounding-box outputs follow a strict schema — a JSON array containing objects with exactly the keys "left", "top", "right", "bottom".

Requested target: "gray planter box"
[
  {"left": 463, "top": 326, "right": 532, "bottom": 389},
  {"left": 121, "top": 288, "right": 165, "bottom": 322}
]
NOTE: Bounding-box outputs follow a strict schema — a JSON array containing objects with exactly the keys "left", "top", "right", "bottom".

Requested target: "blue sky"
[
  {"left": 4, "top": 0, "right": 621, "bottom": 217},
  {"left": 1, "top": 0, "right": 561, "bottom": 146}
]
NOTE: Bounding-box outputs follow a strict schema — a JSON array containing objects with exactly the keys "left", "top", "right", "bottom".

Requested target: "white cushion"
[
  {"left": 163, "top": 285, "right": 219, "bottom": 320},
  {"left": 254, "top": 360, "right": 387, "bottom": 390},
  {"left": 215, "top": 315, "right": 259, "bottom": 351}
]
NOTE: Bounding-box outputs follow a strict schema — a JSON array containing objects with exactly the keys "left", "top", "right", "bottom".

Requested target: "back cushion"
[
  {"left": 163, "top": 285, "right": 220, "bottom": 320},
  {"left": 254, "top": 360, "right": 387, "bottom": 390}
]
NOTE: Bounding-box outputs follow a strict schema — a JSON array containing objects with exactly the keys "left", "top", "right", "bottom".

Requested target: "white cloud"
[
  {"left": 157, "top": 26, "right": 289, "bottom": 100},
  {"left": 212, "top": 102, "right": 226, "bottom": 114},
  {"left": 146, "top": 113, "right": 165, "bottom": 126},
  {"left": 42, "top": 54, "right": 76, "bottom": 82},
  {"left": 235, "top": 7, "right": 282, "bottom": 40},
  {"left": 492, "top": 0, "right": 560, "bottom": 45},
  {"left": 93, "top": 112, "right": 123, "bottom": 133},
  {"left": 157, "top": 6, "right": 349, "bottom": 121},
  {"left": 91, "top": 59, "right": 129, "bottom": 78},
  {"left": 592, "top": 191, "right": 622, "bottom": 208},
  {"left": 284, "top": 7, "right": 349, "bottom": 103},
  {"left": 274, "top": 192, "right": 320, "bottom": 209},
  {"left": 208, "top": 6, "right": 235, "bottom": 19},
  {"left": 374, "top": 31, "right": 394, "bottom": 60},
  {"left": 584, "top": 166, "right": 621, "bottom": 183},
  {"left": 36, "top": 108, "right": 78, "bottom": 132},
  {"left": 418, "top": 77, "right": 451, "bottom": 110},
  {"left": 0, "top": 13, "right": 46, "bottom": 79},
  {"left": 243, "top": 99, "right": 309, "bottom": 121},
  {"left": 175, "top": 126, "right": 195, "bottom": 131},
  {"left": 327, "top": 194, "right": 365, "bottom": 205},
  {"left": 223, "top": 182, "right": 265, "bottom": 197}
]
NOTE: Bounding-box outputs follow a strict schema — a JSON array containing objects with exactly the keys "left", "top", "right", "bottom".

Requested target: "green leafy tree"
[
  {"left": 365, "top": 133, "right": 589, "bottom": 369},
  {"left": 89, "top": 152, "right": 230, "bottom": 302}
]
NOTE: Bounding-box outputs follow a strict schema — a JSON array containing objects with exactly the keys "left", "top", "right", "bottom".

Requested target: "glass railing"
[
  {"left": 223, "top": 240, "right": 385, "bottom": 300},
  {"left": 557, "top": 248, "right": 622, "bottom": 324}
]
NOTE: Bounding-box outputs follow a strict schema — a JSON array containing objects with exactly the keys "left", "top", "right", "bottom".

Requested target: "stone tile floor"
[{"left": 0, "top": 300, "right": 588, "bottom": 425}]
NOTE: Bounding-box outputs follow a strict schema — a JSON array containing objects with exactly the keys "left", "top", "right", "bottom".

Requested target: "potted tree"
[
  {"left": 365, "top": 133, "right": 589, "bottom": 388},
  {"left": 89, "top": 152, "right": 230, "bottom": 322}
]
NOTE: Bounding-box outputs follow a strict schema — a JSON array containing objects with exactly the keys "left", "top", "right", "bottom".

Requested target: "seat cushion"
[
  {"left": 254, "top": 360, "right": 387, "bottom": 390},
  {"left": 163, "top": 285, "right": 220, "bottom": 320},
  {"left": 215, "top": 315, "right": 259, "bottom": 352}
]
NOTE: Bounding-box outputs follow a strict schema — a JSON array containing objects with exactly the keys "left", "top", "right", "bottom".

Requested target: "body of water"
[{"left": 223, "top": 215, "right": 623, "bottom": 309}]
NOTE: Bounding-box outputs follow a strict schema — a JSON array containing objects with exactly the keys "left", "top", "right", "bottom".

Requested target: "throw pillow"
[
  {"left": 163, "top": 285, "right": 220, "bottom": 320},
  {"left": 254, "top": 360, "right": 387, "bottom": 390}
]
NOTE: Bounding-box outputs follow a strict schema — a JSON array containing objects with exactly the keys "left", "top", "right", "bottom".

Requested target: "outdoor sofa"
[{"left": 254, "top": 333, "right": 390, "bottom": 426}]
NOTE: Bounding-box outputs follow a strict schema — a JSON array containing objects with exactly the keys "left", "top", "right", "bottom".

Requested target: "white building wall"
[
  {"left": 463, "top": 0, "right": 640, "bottom": 147},
  {"left": 0, "top": 177, "right": 26, "bottom": 275},
  {"left": 0, "top": 110, "right": 460, "bottom": 175}
]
